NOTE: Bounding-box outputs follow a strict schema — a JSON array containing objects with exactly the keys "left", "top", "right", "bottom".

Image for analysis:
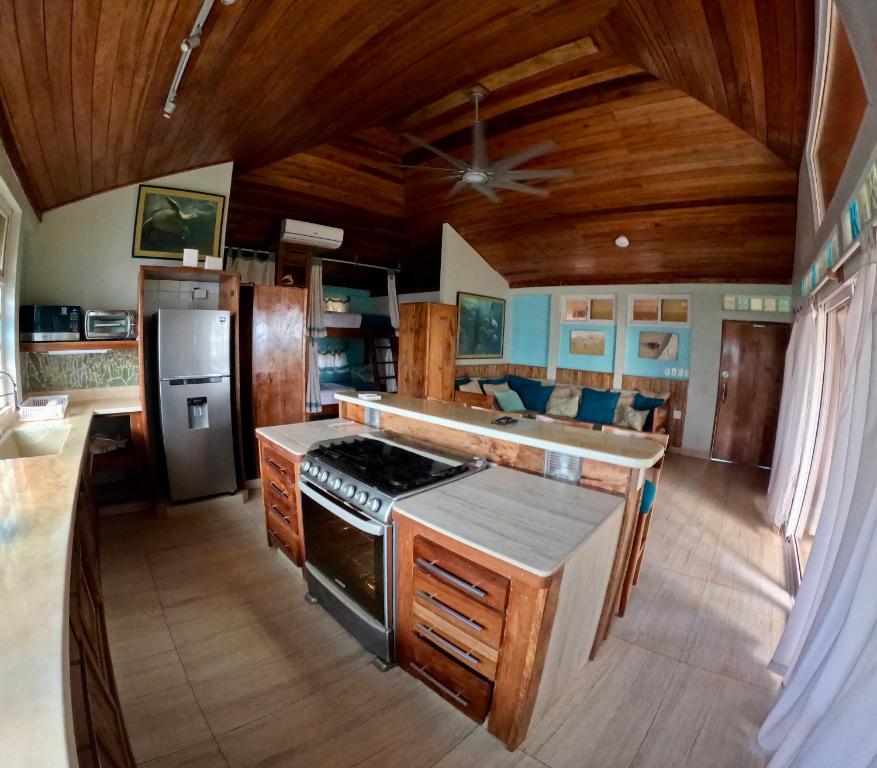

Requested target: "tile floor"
[{"left": 100, "top": 455, "right": 788, "bottom": 768}]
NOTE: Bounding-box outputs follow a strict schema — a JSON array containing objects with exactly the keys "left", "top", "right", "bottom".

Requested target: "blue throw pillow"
[
  {"left": 481, "top": 376, "right": 508, "bottom": 386},
  {"left": 577, "top": 388, "right": 620, "bottom": 425},
  {"left": 494, "top": 389, "right": 526, "bottom": 413},
  {"left": 633, "top": 393, "right": 665, "bottom": 411},
  {"left": 507, "top": 375, "right": 553, "bottom": 412},
  {"left": 455, "top": 377, "right": 471, "bottom": 388}
]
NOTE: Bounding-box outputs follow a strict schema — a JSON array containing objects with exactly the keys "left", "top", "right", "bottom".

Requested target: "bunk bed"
[{"left": 316, "top": 311, "right": 399, "bottom": 417}]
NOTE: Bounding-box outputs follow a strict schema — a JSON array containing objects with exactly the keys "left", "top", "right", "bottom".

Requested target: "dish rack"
[{"left": 18, "top": 395, "right": 70, "bottom": 422}]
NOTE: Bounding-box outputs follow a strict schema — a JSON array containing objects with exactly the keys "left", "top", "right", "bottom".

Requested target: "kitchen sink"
[{"left": 0, "top": 424, "right": 71, "bottom": 460}]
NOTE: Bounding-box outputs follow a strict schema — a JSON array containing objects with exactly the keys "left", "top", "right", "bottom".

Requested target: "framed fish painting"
[
  {"left": 132, "top": 185, "right": 225, "bottom": 260},
  {"left": 456, "top": 291, "right": 505, "bottom": 359}
]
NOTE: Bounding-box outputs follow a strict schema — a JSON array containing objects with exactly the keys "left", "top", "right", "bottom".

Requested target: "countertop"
[
  {"left": 334, "top": 393, "right": 664, "bottom": 469},
  {"left": 256, "top": 418, "right": 375, "bottom": 456},
  {"left": 0, "top": 394, "right": 141, "bottom": 768},
  {"left": 394, "top": 466, "right": 624, "bottom": 577}
]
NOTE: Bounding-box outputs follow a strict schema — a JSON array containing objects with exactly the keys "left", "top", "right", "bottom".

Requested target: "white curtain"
[
  {"left": 226, "top": 247, "right": 276, "bottom": 285},
  {"left": 306, "top": 258, "right": 326, "bottom": 414},
  {"left": 387, "top": 269, "right": 400, "bottom": 336},
  {"left": 759, "top": 234, "right": 877, "bottom": 768},
  {"left": 765, "top": 305, "right": 821, "bottom": 528}
]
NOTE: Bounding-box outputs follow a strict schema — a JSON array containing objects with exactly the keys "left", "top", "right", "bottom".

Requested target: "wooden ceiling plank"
[
  {"left": 90, "top": 0, "right": 126, "bottom": 196},
  {"left": 70, "top": 0, "right": 101, "bottom": 199}
]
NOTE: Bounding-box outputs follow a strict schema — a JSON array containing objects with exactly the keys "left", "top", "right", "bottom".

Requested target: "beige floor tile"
[
  {"left": 644, "top": 514, "right": 718, "bottom": 580},
  {"left": 115, "top": 648, "right": 189, "bottom": 702},
  {"left": 104, "top": 588, "right": 176, "bottom": 663},
  {"left": 217, "top": 663, "right": 472, "bottom": 768},
  {"left": 683, "top": 581, "right": 786, "bottom": 690},
  {"left": 630, "top": 663, "right": 774, "bottom": 768},
  {"left": 435, "top": 727, "right": 543, "bottom": 768},
  {"left": 191, "top": 630, "right": 371, "bottom": 734},
  {"left": 122, "top": 683, "right": 213, "bottom": 764},
  {"left": 101, "top": 548, "right": 155, "bottom": 598},
  {"left": 139, "top": 738, "right": 229, "bottom": 767},
  {"left": 709, "top": 531, "right": 789, "bottom": 609},
  {"left": 523, "top": 637, "right": 678, "bottom": 768},
  {"left": 611, "top": 562, "right": 706, "bottom": 660}
]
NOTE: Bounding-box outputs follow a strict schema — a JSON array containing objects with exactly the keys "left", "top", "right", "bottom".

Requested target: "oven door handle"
[{"left": 300, "top": 480, "right": 385, "bottom": 536}]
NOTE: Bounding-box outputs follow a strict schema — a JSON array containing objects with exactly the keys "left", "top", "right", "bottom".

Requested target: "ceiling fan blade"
[
  {"left": 502, "top": 168, "right": 572, "bottom": 181},
  {"left": 472, "top": 120, "right": 488, "bottom": 169},
  {"left": 489, "top": 179, "right": 550, "bottom": 198},
  {"left": 490, "top": 140, "right": 557, "bottom": 173},
  {"left": 402, "top": 132, "right": 468, "bottom": 171},
  {"left": 446, "top": 180, "right": 468, "bottom": 199},
  {"left": 388, "top": 162, "right": 461, "bottom": 172},
  {"left": 473, "top": 183, "right": 500, "bottom": 203},
  {"left": 407, "top": 174, "right": 465, "bottom": 188}
]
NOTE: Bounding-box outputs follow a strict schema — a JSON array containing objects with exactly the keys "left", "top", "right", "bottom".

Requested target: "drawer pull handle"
[
  {"left": 270, "top": 504, "right": 291, "bottom": 524},
  {"left": 269, "top": 531, "right": 290, "bottom": 552},
  {"left": 417, "top": 591, "right": 482, "bottom": 632},
  {"left": 415, "top": 624, "right": 479, "bottom": 666},
  {"left": 415, "top": 558, "right": 487, "bottom": 598},
  {"left": 268, "top": 481, "right": 288, "bottom": 499},
  {"left": 265, "top": 458, "right": 287, "bottom": 474},
  {"left": 410, "top": 664, "right": 468, "bottom": 706}
]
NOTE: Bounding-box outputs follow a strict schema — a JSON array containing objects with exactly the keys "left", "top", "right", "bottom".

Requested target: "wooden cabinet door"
[
  {"left": 398, "top": 303, "right": 457, "bottom": 400},
  {"left": 711, "top": 321, "right": 791, "bottom": 466}
]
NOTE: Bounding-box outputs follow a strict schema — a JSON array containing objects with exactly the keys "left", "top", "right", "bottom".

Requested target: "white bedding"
[
  {"left": 323, "top": 311, "right": 363, "bottom": 329},
  {"left": 320, "top": 383, "right": 354, "bottom": 405}
]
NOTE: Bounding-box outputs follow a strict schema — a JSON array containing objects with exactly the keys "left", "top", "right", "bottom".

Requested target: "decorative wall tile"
[{"left": 24, "top": 350, "right": 139, "bottom": 393}]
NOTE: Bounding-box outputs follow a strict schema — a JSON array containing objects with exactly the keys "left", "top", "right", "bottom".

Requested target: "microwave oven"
[
  {"left": 84, "top": 310, "right": 137, "bottom": 340},
  {"left": 19, "top": 305, "right": 82, "bottom": 342}
]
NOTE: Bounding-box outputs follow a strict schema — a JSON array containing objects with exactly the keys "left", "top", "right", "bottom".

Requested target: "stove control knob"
[
  {"left": 318, "top": 469, "right": 329, "bottom": 483},
  {"left": 354, "top": 491, "right": 368, "bottom": 505},
  {"left": 308, "top": 464, "right": 320, "bottom": 478},
  {"left": 331, "top": 477, "right": 343, "bottom": 491},
  {"left": 343, "top": 484, "right": 356, "bottom": 499},
  {"left": 367, "top": 498, "right": 381, "bottom": 514},
  {"left": 301, "top": 460, "right": 312, "bottom": 473}
]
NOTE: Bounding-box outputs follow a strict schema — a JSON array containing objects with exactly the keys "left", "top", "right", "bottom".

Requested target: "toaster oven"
[{"left": 84, "top": 310, "right": 137, "bottom": 340}]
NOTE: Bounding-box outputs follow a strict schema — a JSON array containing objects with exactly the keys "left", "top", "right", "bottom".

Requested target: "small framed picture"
[
  {"left": 569, "top": 330, "right": 605, "bottom": 356},
  {"left": 750, "top": 297, "right": 764, "bottom": 312},
  {"left": 763, "top": 297, "right": 777, "bottom": 312},
  {"left": 723, "top": 295, "right": 737, "bottom": 311},
  {"left": 736, "top": 296, "right": 750, "bottom": 311},
  {"left": 778, "top": 296, "right": 792, "bottom": 313}
]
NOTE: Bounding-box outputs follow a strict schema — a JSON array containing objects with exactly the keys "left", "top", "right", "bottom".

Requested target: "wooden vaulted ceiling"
[{"left": 0, "top": 0, "right": 813, "bottom": 288}]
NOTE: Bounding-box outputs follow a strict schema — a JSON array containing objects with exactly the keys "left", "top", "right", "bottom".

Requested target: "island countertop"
[
  {"left": 394, "top": 465, "right": 624, "bottom": 577},
  {"left": 256, "top": 418, "right": 375, "bottom": 456},
  {"left": 335, "top": 392, "right": 664, "bottom": 468},
  {"left": 0, "top": 393, "right": 141, "bottom": 768}
]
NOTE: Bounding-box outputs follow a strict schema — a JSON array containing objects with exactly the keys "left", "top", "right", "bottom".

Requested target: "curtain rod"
[{"left": 318, "top": 256, "right": 400, "bottom": 274}]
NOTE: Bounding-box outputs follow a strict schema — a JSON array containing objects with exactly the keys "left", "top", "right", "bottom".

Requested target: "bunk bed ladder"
[{"left": 368, "top": 335, "right": 399, "bottom": 392}]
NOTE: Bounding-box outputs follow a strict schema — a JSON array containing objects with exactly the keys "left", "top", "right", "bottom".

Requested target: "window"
[
  {"left": 808, "top": 2, "right": 867, "bottom": 221},
  {"left": 561, "top": 295, "right": 615, "bottom": 324},
  {"left": 630, "top": 295, "right": 689, "bottom": 325},
  {"left": 0, "top": 192, "right": 12, "bottom": 410}
]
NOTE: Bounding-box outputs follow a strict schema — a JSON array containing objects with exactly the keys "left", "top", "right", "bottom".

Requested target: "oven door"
[{"left": 299, "top": 479, "right": 388, "bottom": 625}]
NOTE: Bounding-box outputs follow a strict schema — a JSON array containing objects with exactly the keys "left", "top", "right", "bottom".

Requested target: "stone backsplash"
[{"left": 23, "top": 349, "right": 139, "bottom": 392}]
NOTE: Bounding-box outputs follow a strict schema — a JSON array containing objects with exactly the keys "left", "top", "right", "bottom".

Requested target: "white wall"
[
  {"left": 439, "top": 223, "right": 510, "bottom": 364},
  {"left": 512, "top": 283, "right": 793, "bottom": 457},
  {"left": 22, "top": 163, "right": 233, "bottom": 310},
  {"left": 0, "top": 140, "right": 39, "bottom": 400}
]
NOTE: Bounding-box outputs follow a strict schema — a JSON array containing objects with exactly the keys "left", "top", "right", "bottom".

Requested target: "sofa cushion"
[
  {"left": 547, "top": 385, "right": 580, "bottom": 418},
  {"left": 615, "top": 404, "right": 649, "bottom": 431},
  {"left": 458, "top": 379, "right": 484, "bottom": 394},
  {"left": 482, "top": 381, "right": 510, "bottom": 396},
  {"left": 507, "top": 375, "right": 554, "bottom": 412},
  {"left": 613, "top": 389, "right": 637, "bottom": 423},
  {"left": 577, "top": 388, "right": 620, "bottom": 425},
  {"left": 640, "top": 479, "right": 657, "bottom": 515},
  {"left": 495, "top": 389, "right": 527, "bottom": 413},
  {"left": 633, "top": 392, "right": 666, "bottom": 411},
  {"left": 481, "top": 376, "right": 508, "bottom": 386},
  {"left": 455, "top": 377, "right": 472, "bottom": 388}
]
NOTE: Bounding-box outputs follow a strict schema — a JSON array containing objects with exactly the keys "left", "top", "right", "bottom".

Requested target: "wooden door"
[{"left": 711, "top": 321, "right": 791, "bottom": 466}]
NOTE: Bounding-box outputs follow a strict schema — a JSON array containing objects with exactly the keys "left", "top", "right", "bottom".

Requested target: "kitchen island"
[{"left": 254, "top": 396, "right": 661, "bottom": 749}]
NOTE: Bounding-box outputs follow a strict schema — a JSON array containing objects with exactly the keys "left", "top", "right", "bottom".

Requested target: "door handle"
[{"left": 721, "top": 382, "right": 728, "bottom": 403}]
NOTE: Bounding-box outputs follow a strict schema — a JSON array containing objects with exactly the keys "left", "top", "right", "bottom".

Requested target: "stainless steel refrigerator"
[{"left": 157, "top": 309, "right": 237, "bottom": 501}]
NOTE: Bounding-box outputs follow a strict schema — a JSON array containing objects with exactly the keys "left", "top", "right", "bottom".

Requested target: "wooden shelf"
[
  {"left": 139, "top": 264, "right": 233, "bottom": 283},
  {"left": 20, "top": 340, "right": 137, "bottom": 352}
]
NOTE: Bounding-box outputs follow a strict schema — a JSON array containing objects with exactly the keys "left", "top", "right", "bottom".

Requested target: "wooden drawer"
[
  {"left": 261, "top": 442, "right": 296, "bottom": 485},
  {"left": 402, "top": 632, "right": 492, "bottom": 723},
  {"left": 414, "top": 536, "right": 510, "bottom": 614},
  {"left": 267, "top": 512, "right": 301, "bottom": 566},
  {"left": 413, "top": 602, "right": 498, "bottom": 680},
  {"left": 413, "top": 568, "right": 504, "bottom": 650},
  {"left": 265, "top": 496, "right": 298, "bottom": 535},
  {"left": 263, "top": 475, "right": 295, "bottom": 513}
]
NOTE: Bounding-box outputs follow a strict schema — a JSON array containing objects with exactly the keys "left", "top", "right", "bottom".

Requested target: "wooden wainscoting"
[
  {"left": 554, "top": 369, "right": 614, "bottom": 389},
  {"left": 455, "top": 364, "right": 549, "bottom": 380},
  {"left": 621, "top": 375, "right": 688, "bottom": 449}
]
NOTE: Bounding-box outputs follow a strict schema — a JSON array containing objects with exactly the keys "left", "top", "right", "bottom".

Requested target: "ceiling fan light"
[
  {"left": 615, "top": 235, "right": 630, "bottom": 248},
  {"left": 462, "top": 169, "right": 489, "bottom": 184}
]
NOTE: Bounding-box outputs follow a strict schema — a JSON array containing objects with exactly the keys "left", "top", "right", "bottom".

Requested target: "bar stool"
[{"left": 618, "top": 479, "right": 656, "bottom": 616}]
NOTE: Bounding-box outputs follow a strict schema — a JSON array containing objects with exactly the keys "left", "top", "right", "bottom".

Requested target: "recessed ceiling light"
[{"left": 615, "top": 235, "right": 630, "bottom": 248}]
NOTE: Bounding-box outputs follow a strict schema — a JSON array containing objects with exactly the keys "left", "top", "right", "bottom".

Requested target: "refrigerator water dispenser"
[{"left": 187, "top": 397, "right": 209, "bottom": 430}]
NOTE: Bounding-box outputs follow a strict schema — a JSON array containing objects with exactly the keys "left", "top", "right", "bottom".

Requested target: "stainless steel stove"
[{"left": 299, "top": 432, "right": 483, "bottom": 664}]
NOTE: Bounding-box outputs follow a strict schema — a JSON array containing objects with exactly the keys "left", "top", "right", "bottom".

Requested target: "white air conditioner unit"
[{"left": 279, "top": 219, "right": 344, "bottom": 250}]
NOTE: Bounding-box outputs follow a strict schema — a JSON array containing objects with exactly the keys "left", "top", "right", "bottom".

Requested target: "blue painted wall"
[
  {"left": 623, "top": 324, "right": 690, "bottom": 380},
  {"left": 557, "top": 323, "right": 616, "bottom": 373},
  {"left": 509, "top": 294, "right": 551, "bottom": 367}
]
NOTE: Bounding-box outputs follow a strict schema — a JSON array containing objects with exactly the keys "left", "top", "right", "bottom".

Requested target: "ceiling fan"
[{"left": 401, "top": 86, "right": 572, "bottom": 203}]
